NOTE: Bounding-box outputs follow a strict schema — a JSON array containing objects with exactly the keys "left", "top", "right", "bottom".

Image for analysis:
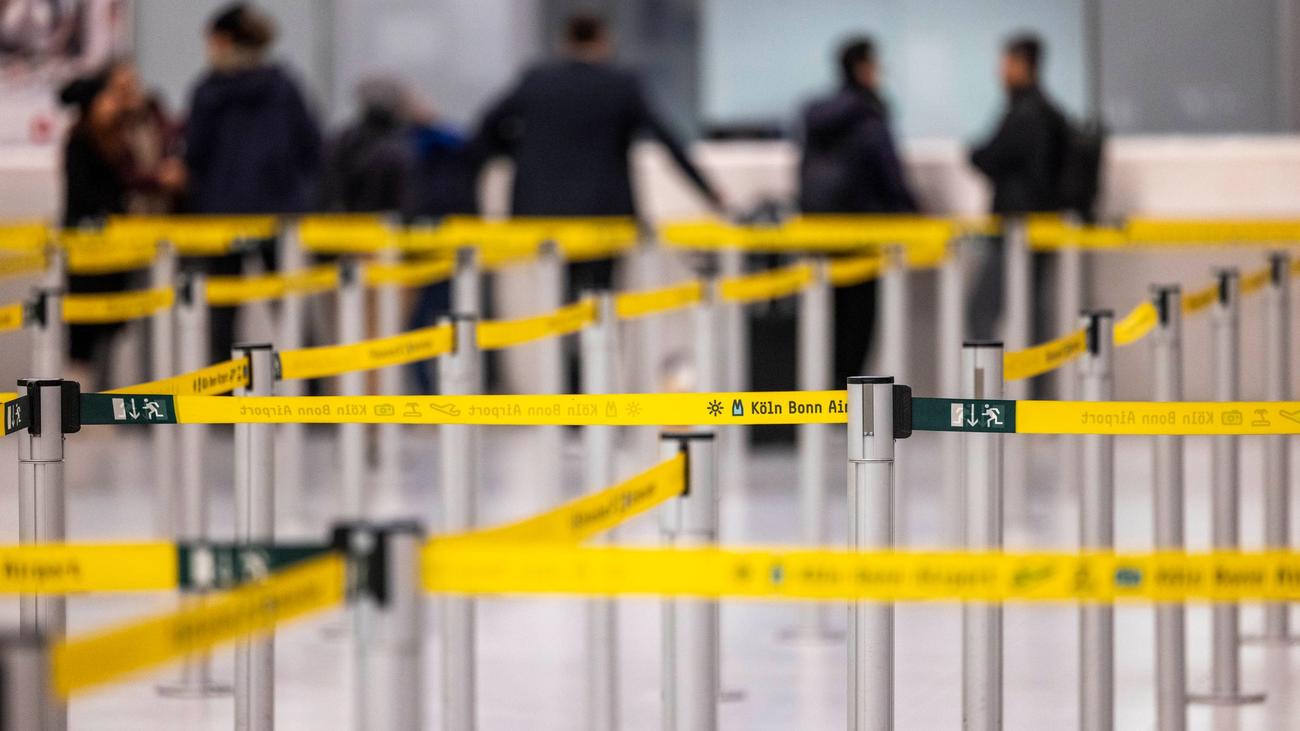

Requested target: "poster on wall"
[{"left": 0, "top": 0, "right": 132, "bottom": 147}]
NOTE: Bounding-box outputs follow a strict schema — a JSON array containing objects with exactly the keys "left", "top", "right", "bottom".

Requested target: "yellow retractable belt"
[
  {"left": 0, "top": 222, "right": 48, "bottom": 253},
  {"left": 614, "top": 281, "right": 702, "bottom": 320},
  {"left": 1240, "top": 266, "right": 1272, "bottom": 295},
  {"left": 0, "top": 302, "right": 23, "bottom": 333},
  {"left": 206, "top": 266, "right": 338, "bottom": 307},
  {"left": 1127, "top": 218, "right": 1300, "bottom": 244},
  {"left": 0, "top": 251, "right": 47, "bottom": 277},
  {"left": 719, "top": 264, "right": 813, "bottom": 303},
  {"left": 477, "top": 300, "right": 597, "bottom": 350},
  {"left": 363, "top": 258, "right": 454, "bottom": 288},
  {"left": 1113, "top": 301, "right": 1158, "bottom": 347},
  {"left": 63, "top": 287, "right": 174, "bottom": 324},
  {"left": 61, "top": 230, "right": 157, "bottom": 274},
  {"left": 1015, "top": 400, "right": 1300, "bottom": 435},
  {"left": 827, "top": 254, "right": 884, "bottom": 287},
  {"left": 1003, "top": 329, "right": 1088, "bottom": 382},
  {"left": 104, "top": 215, "right": 277, "bottom": 256},
  {"left": 1182, "top": 281, "right": 1220, "bottom": 315},
  {"left": 278, "top": 323, "right": 453, "bottom": 380},
  {"left": 422, "top": 546, "right": 1300, "bottom": 603},
  {"left": 0, "top": 543, "right": 175, "bottom": 594},
  {"left": 297, "top": 214, "right": 393, "bottom": 254},
  {"left": 108, "top": 357, "right": 250, "bottom": 397},
  {"left": 437, "top": 455, "right": 685, "bottom": 547},
  {"left": 52, "top": 554, "right": 344, "bottom": 697}
]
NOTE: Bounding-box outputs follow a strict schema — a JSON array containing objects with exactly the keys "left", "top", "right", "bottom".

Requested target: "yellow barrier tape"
[
  {"left": 63, "top": 287, "right": 174, "bottom": 324},
  {"left": 108, "top": 357, "right": 249, "bottom": 397},
  {"left": 1240, "top": 266, "right": 1272, "bottom": 295},
  {"left": 401, "top": 217, "right": 639, "bottom": 263},
  {"left": 168, "top": 392, "right": 1300, "bottom": 436},
  {"left": 719, "top": 264, "right": 813, "bottom": 303},
  {"left": 0, "top": 302, "right": 24, "bottom": 333},
  {"left": 1113, "top": 301, "right": 1158, "bottom": 347},
  {"left": 661, "top": 216, "right": 954, "bottom": 267},
  {"left": 206, "top": 265, "right": 338, "bottom": 307},
  {"left": 1127, "top": 218, "right": 1300, "bottom": 244},
  {"left": 1294, "top": 257, "right": 1300, "bottom": 276},
  {"left": 423, "top": 545, "right": 1300, "bottom": 603},
  {"left": 0, "top": 251, "right": 47, "bottom": 277},
  {"left": 0, "top": 543, "right": 175, "bottom": 594},
  {"left": 439, "top": 455, "right": 685, "bottom": 546},
  {"left": 52, "top": 554, "right": 344, "bottom": 697},
  {"left": 614, "top": 281, "right": 702, "bottom": 320},
  {"left": 827, "top": 255, "right": 884, "bottom": 287},
  {"left": 1016, "top": 401, "right": 1300, "bottom": 436},
  {"left": 297, "top": 214, "right": 392, "bottom": 254},
  {"left": 478, "top": 300, "right": 597, "bottom": 350},
  {"left": 364, "top": 258, "right": 454, "bottom": 288},
  {"left": 1003, "top": 329, "right": 1087, "bottom": 381},
  {"left": 105, "top": 215, "right": 277, "bottom": 256},
  {"left": 0, "top": 222, "right": 49, "bottom": 253},
  {"left": 173, "top": 391, "right": 846, "bottom": 426},
  {"left": 278, "top": 323, "right": 453, "bottom": 380},
  {"left": 1026, "top": 220, "right": 1128, "bottom": 250},
  {"left": 1182, "top": 282, "right": 1219, "bottom": 315}
]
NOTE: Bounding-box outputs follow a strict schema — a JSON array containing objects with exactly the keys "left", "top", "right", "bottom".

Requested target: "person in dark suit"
[
  {"left": 799, "top": 36, "right": 916, "bottom": 385},
  {"left": 968, "top": 33, "right": 1070, "bottom": 341},
  {"left": 474, "top": 13, "right": 722, "bottom": 294}
]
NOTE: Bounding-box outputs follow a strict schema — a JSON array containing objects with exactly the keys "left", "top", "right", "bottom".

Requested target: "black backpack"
[{"left": 1058, "top": 118, "right": 1106, "bottom": 223}]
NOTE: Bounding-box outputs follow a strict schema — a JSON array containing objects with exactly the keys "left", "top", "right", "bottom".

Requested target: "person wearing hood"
[
  {"left": 798, "top": 36, "right": 916, "bottom": 385},
  {"left": 183, "top": 2, "right": 322, "bottom": 361}
]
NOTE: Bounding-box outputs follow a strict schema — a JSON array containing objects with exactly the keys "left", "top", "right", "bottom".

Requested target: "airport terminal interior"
[{"left": 1, "top": 1, "right": 1300, "bottom": 730}]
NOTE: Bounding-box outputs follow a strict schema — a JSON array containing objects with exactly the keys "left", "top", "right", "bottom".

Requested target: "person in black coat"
[
  {"left": 474, "top": 13, "right": 722, "bottom": 294},
  {"left": 968, "top": 33, "right": 1070, "bottom": 342},
  {"left": 799, "top": 37, "right": 917, "bottom": 385},
  {"left": 184, "top": 3, "right": 322, "bottom": 362}
]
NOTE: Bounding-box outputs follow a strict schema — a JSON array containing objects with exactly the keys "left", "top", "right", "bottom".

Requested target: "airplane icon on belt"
[{"left": 1280, "top": 408, "right": 1300, "bottom": 424}]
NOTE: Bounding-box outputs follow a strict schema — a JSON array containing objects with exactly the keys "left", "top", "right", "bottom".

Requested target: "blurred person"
[
  {"left": 474, "top": 12, "right": 722, "bottom": 296},
  {"left": 799, "top": 36, "right": 916, "bottom": 385},
  {"left": 320, "top": 75, "right": 416, "bottom": 214},
  {"left": 967, "top": 33, "right": 1069, "bottom": 342},
  {"left": 184, "top": 2, "right": 322, "bottom": 362},
  {"left": 60, "top": 60, "right": 185, "bottom": 388}
]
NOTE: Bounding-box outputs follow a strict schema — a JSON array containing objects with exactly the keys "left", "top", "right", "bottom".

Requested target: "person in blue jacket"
[{"left": 184, "top": 2, "right": 321, "bottom": 362}]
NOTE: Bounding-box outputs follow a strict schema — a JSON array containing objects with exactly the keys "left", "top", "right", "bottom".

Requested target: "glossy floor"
[{"left": 1, "top": 426, "right": 1297, "bottom": 730}]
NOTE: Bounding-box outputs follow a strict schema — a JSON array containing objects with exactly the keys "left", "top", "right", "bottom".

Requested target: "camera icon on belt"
[{"left": 1222, "top": 410, "right": 1243, "bottom": 426}]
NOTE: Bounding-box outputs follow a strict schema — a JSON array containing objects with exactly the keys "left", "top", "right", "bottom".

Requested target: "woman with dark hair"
[
  {"left": 60, "top": 60, "right": 185, "bottom": 387},
  {"left": 184, "top": 2, "right": 322, "bottom": 361}
]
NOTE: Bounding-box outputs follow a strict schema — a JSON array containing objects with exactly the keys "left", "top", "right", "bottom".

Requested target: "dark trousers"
[{"left": 832, "top": 278, "right": 877, "bottom": 386}]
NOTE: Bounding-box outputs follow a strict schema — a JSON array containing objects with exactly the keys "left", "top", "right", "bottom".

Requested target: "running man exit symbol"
[
  {"left": 983, "top": 404, "right": 1003, "bottom": 427},
  {"left": 732, "top": 399, "right": 744, "bottom": 417}
]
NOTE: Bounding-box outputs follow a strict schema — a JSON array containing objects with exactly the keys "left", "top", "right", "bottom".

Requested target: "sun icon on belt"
[
  {"left": 626, "top": 401, "right": 641, "bottom": 416},
  {"left": 707, "top": 400, "right": 723, "bottom": 416}
]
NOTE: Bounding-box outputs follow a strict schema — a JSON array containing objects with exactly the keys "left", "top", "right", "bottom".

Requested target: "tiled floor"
[{"left": 0, "top": 425, "right": 1297, "bottom": 729}]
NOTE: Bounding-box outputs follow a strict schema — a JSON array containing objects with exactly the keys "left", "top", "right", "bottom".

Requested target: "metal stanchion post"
[
  {"left": 1151, "top": 286, "right": 1187, "bottom": 731},
  {"left": 1078, "top": 310, "right": 1114, "bottom": 731},
  {"left": 275, "top": 225, "right": 305, "bottom": 527},
  {"left": 150, "top": 244, "right": 177, "bottom": 537},
  {"left": 961, "top": 341, "right": 1003, "bottom": 731},
  {"left": 634, "top": 241, "right": 666, "bottom": 461},
  {"left": 940, "top": 240, "right": 965, "bottom": 544},
  {"left": 438, "top": 314, "right": 479, "bottom": 731},
  {"left": 659, "top": 432, "right": 719, "bottom": 731},
  {"left": 1250, "top": 253, "right": 1296, "bottom": 644},
  {"left": 718, "top": 248, "right": 747, "bottom": 498},
  {"left": 17, "top": 378, "right": 73, "bottom": 731},
  {"left": 1191, "top": 270, "right": 1265, "bottom": 705},
  {"left": 159, "top": 272, "right": 228, "bottom": 697},
  {"left": 582, "top": 292, "right": 619, "bottom": 731},
  {"left": 1057, "top": 243, "right": 1084, "bottom": 400},
  {"left": 452, "top": 247, "right": 480, "bottom": 317},
  {"left": 233, "top": 344, "right": 276, "bottom": 731},
  {"left": 795, "top": 258, "right": 835, "bottom": 639},
  {"left": 847, "top": 376, "right": 894, "bottom": 731},
  {"left": 376, "top": 244, "right": 404, "bottom": 509},
  {"left": 29, "top": 288, "right": 62, "bottom": 381},
  {"left": 354, "top": 522, "right": 424, "bottom": 731},
  {"left": 0, "top": 633, "right": 54, "bottom": 731},
  {"left": 1003, "top": 219, "right": 1030, "bottom": 528},
  {"left": 536, "top": 241, "right": 565, "bottom": 505},
  {"left": 881, "top": 247, "right": 909, "bottom": 545},
  {"left": 338, "top": 258, "right": 366, "bottom": 520},
  {"left": 693, "top": 279, "right": 720, "bottom": 392}
]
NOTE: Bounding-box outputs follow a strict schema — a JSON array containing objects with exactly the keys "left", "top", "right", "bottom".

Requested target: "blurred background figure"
[
  {"left": 184, "top": 1, "right": 321, "bottom": 362},
  {"left": 967, "top": 33, "right": 1069, "bottom": 342},
  {"left": 474, "top": 12, "right": 723, "bottom": 296},
  {"left": 799, "top": 35, "right": 916, "bottom": 385},
  {"left": 320, "top": 74, "right": 415, "bottom": 214},
  {"left": 60, "top": 59, "right": 185, "bottom": 388}
]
